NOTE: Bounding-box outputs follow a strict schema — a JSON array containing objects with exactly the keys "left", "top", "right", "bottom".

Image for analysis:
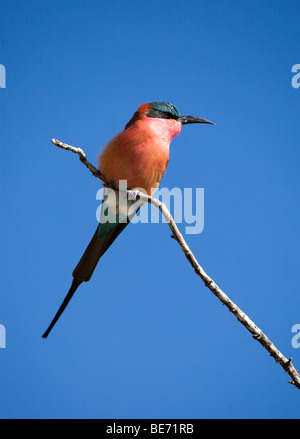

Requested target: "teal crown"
[{"left": 150, "top": 102, "right": 180, "bottom": 117}]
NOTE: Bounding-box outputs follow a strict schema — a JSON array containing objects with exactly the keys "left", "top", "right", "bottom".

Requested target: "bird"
[{"left": 42, "top": 102, "right": 214, "bottom": 338}]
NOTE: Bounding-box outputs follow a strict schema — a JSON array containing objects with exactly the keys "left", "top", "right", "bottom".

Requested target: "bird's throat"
[{"left": 145, "top": 117, "right": 182, "bottom": 144}]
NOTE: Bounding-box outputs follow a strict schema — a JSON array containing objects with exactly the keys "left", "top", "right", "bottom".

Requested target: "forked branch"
[{"left": 51, "top": 138, "right": 300, "bottom": 390}]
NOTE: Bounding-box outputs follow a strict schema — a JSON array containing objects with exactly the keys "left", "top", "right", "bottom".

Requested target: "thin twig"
[
  {"left": 52, "top": 139, "right": 104, "bottom": 180},
  {"left": 51, "top": 138, "right": 300, "bottom": 390}
]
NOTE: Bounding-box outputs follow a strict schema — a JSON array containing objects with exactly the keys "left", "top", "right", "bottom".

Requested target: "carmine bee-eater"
[{"left": 42, "top": 102, "right": 214, "bottom": 338}]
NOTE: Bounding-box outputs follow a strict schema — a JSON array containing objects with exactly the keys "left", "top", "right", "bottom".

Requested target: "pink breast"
[{"left": 99, "top": 117, "right": 181, "bottom": 193}]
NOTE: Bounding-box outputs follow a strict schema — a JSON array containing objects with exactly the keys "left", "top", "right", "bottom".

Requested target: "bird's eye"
[{"left": 163, "top": 111, "right": 171, "bottom": 118}]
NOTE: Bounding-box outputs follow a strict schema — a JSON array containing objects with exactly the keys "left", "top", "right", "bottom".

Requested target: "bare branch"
[
  {"left": 52, "top": 138, "right": 300, "bottom": 390},
  {"left": 52, "top": 139, "right": 105, "bottom": 181}
]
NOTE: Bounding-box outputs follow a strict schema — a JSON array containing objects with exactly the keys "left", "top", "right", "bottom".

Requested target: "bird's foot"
[
  {"left": 105, "top": 180, "right": 117, "bottom": 190},
  {"left": 128, "top": 189, "right": 140, "bottom": 201}
]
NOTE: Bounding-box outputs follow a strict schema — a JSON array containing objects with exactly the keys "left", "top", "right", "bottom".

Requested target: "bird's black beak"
[{"left": 178, "top": 115, "right": 215, "bottom": 125}]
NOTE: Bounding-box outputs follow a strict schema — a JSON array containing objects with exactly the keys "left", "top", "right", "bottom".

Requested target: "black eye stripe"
[{"left": 147, "top": 109, "right": 179, "bottom": 120}]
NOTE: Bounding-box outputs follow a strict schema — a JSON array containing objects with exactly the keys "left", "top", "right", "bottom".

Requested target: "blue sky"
[{"left": 0, "top": 0, "right": 300, "bottom": 419}]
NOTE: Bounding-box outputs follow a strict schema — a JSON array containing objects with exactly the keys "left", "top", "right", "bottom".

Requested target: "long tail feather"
[
  {"left": 73, "top": 222, "right": 129, "bottom": 282},
  {"left": 42, "top": 278, "right": 82, "bottom": 338},
  {"left": 42, "top": 222, "right": 129, "bottom": 338}
]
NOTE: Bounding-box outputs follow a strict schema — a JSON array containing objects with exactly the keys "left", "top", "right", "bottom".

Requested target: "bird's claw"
[
  {"left": 105, "top": 180, "right": 117, "bottom": 190},
  {"left": 128, "top": 189, "right": 140, "bottom": 201}
]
